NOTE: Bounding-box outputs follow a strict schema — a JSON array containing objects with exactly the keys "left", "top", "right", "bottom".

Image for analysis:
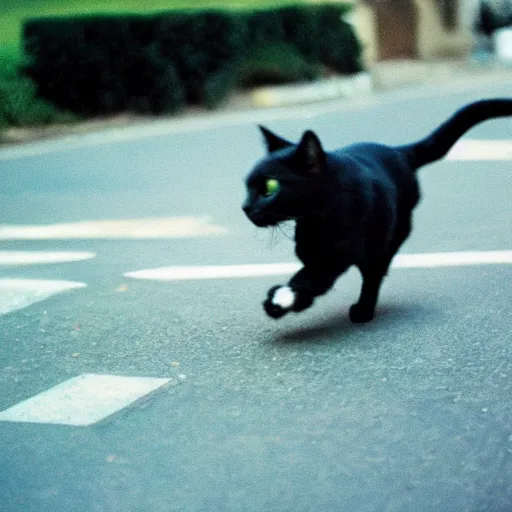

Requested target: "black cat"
[{"left": 242, "top": 99, "right": 512, "bottom": 323}]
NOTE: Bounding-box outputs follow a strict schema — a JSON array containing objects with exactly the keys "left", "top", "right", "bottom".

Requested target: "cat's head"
[{"left": 242, "top": 126, "right": 327, "bottom": 227}]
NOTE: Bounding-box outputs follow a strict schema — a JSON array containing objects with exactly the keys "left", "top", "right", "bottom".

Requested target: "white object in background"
[{"left": 494, "top": 27, "right": 512, "bottom": 61}]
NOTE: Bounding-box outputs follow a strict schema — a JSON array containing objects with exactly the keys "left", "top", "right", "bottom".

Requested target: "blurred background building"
[{"left": 342, "top": 0, "right": 512, "bottom": 64}]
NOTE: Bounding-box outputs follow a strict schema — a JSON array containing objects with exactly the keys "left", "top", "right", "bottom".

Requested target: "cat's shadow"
[{"left": 273, "top": 302, "right": 438, "bottom": 344}]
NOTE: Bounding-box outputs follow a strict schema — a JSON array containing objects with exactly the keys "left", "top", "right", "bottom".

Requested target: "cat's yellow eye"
[{"left": 265, "top": 178, "right": 280, "bottom": 196}]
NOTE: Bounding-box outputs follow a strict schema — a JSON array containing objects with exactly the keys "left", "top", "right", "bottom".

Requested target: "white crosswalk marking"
[
  {"left": 0, "top": 279, "right": 86, "bottom": 315},
  {"left": 124, "top": 250, "right": 512, "bottom": 282},
  {"left": 126, "top": 263, "right": 301, "bottom": 281},
  {"left": 0, "top": 251, "right": 96, "bottom": 266},
  {"left": 0, "top": 217, "right": 227, "bottom": 240},
  {"left": 0, "top": 374, "right": 171, "bottom": 426}
]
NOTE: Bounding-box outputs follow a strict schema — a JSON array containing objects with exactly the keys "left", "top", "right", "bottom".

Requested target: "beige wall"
[
  {"left": 341, "top": 0, "right": 474, "bottom": 62},
  {"left": 415, "top": 0, "right": 473, "bottom": 59},
  {"left": 343, "top": 1, "right": 378, "bottom": 65}
]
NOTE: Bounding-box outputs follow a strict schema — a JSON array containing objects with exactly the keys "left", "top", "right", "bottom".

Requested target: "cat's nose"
[{"left": 242, "top": 202, "right": 251, "bottom": 214}]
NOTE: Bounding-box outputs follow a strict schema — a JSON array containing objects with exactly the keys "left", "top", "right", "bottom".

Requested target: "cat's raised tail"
[{"left": 401, "top": 98, "right": 512, "bottom": 170}]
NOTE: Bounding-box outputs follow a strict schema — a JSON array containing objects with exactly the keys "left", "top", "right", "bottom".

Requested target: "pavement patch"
[
  {"left": 251, "top": 73, "right": 372, "bottom": 107},
  {"left": 0, "top": 374, "right": 171, "bottom": 426},
  {"left": 0, "top": 279, "right": 86, "bottom": 316},
  {"left": 0, "top": 251, "right": 96, "bottom": 266},
  {"left": 124, "top": 250, "right": 512, "bottom": 281},
  {"left": 0, "top": 217, "right": 227, "bottom": 240}
]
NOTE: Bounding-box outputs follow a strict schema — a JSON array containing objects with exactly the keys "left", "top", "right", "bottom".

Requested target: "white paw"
[{"left": 271, "top": 286, "right": 295, "bottom": 309}]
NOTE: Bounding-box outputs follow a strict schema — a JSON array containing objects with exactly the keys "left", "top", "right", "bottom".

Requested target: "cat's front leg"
[
  {"left": 263, "top": 266, "right": 341, "bottom": 319},
  {"left": 263, "top": 285, "right": 314, "bottom": 318}
]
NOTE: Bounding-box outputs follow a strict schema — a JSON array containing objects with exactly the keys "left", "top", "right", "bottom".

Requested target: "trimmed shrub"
[
  {"left": 202, "top": 66, "right": 241, "bottom": 109},
  {"left": 244, "top": 9, "right": 285, "bottom": 49},
  {"left": 22, "top": 5, "right": 362, "bottom": 116},
  {"left": 118, "top": 42, "right": 185, "bottom": 114},
  {"left": 282, "top": 5, "right": 361, "bottom": 73},
  {"left": 24, "top": 16, "right": 186, "bottom": 115},
  {"left": 239, "top": 42, "right": 321, "bottom": 88},
  {"left": 155, "top": 11, "right": 247, "bottom": 106},
  {"left": 0, "top": 55, "right": 75, "bottom": 128}
]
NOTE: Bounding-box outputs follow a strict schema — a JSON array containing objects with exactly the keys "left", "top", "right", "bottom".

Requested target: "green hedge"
[
  {"left": 22, "top": 5, "right": 361, "bottom": 116},
  {"left": 0, "top": 54, "right": 76, "bottom": 129},
  {"left": 239, "top": 43, "right": 321, "bottom": 88}
]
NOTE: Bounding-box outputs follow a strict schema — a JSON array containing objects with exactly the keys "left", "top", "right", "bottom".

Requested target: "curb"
[{"left": 250, "top": 72, "right": 373, "bottom": 108}]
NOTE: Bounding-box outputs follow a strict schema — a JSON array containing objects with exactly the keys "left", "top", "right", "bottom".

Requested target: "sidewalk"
[
  {"left": 370, "top": 58, "right": 512, "bottom": 91},
  {"left": 1, "top": 58, "right": 511, "bottom": 147}
]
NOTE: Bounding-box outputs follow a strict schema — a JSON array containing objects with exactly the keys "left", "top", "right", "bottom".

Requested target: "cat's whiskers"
[
  {"left": 265, "top": 221, "right": 295, "bottom": 249},
  {"left": 268, "top": 226, "right": 277, "bottom": 249},
  {"left": 276, "top": 221, "right": 295, "bottom": 240}
]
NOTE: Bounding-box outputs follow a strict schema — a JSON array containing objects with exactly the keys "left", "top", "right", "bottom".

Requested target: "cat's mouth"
[
  {"left": 243, "top": 208, "right": 289, "bottom": 227},
  {"left": 249, "top": 214, "right": 294, "bottom": 228},
  {"left": 248, "top": 215, "right": 278, "bottom": 227}
]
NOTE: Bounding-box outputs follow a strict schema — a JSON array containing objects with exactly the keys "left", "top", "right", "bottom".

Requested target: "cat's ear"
[
  {"left": 295, "top": 130, "right": 326, "bottom": 175},
  {"left": 259, "top": 125, "right": 293, "bottom": 153}
]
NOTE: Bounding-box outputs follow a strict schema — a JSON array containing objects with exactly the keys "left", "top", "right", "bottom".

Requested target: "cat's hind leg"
[
  {"left": 350, "top": 216, "right": 412, "bottom": 323},
  {"left": 349, "top": 267, "right": 386, "bottom": 323}
]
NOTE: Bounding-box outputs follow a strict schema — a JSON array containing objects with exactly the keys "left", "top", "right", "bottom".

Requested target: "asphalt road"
[{"left": 0, "top": 81, "right": 511, "bottom": 512}]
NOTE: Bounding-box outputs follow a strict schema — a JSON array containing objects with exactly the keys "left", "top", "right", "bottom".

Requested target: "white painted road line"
[
  {"left": 446, "top": 139, "right": 512, "bottom": 160},
  {"left": 0, "top": 216, "right": 227, "bottom": 240},
  {"left": 124, "top": 250, "right": 512, "bottom": 281},
  {"left": 125, "top": 263, "right": 301, "bottom": 281},
  {"left": 0, "top": 374, "right": 171, "bottom": 426},
  {"left": 393, "top": 250, "right": 512, "bottom": 267},
  {"left": 0, "top": 251, "right": 96, "bottom": 266},
  {"left": 0, "top": 279, "right": 86, "bottom": 315}
]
